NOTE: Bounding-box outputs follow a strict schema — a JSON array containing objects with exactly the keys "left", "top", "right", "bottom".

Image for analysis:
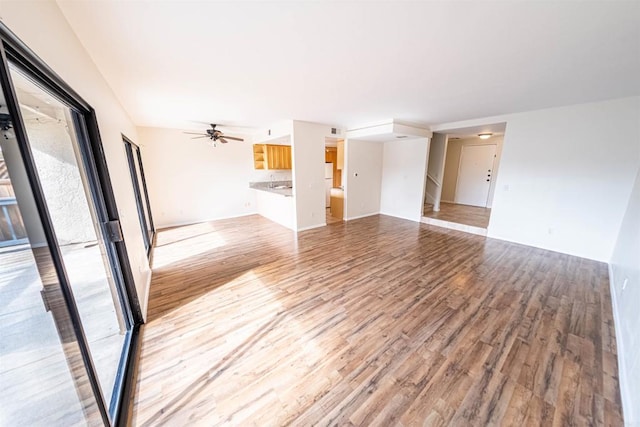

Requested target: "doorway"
[
  {"left": 325, "top": 137, "right": 343, "bottom": 224},
  {"left": 422, "top": 124, "right": 505, "bottom": 233},
  {"left": 0, "top": 25, "right": 140, "bottom": 426}
]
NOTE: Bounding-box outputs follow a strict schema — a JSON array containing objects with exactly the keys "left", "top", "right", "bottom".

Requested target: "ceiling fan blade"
[
  {"left": 184, "top": 132, "right": 205, "bottom": 135},
  {"left": 191, "top": 136, "right": 208, "bottom": 139},
  {"left": 218, "top": 137, "right": 229, "bottom": 144},
  {"left": 222, "top": 136, "right": 244, "bottom": 141}
]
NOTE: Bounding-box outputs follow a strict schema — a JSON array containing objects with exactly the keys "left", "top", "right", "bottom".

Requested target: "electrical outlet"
[{"left": 547, "top": 227, "right": 554, "bottom": 235}]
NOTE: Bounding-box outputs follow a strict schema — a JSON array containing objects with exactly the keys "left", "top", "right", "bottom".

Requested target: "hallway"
[{"left": 424, "top": 202, "right": 491, "bottom": 229}]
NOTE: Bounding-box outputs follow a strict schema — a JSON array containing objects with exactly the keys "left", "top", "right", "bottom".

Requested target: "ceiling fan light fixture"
[
  {"left": 478, "top": 133, "right": 493, "bottom": 139},
  {"left": 183, "top": 123, "right": 244, "bottom": 146}
]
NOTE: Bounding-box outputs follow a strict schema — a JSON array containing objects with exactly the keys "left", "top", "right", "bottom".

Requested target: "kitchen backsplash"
[{"left": 250, "top": 169, "right": 293, "bottom": 183}]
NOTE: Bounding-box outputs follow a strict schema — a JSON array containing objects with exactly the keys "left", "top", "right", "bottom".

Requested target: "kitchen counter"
[
  {"left": 249, "top": 181, "right": 293, "bottom": 197},
  {"left": 251, "top": 181, "right": 295, "bottom": 230},
  {"left": 330, "top": 187, "right": 344, "bottom": 219}
]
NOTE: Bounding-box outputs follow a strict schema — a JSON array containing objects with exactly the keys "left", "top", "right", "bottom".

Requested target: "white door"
[{"left": 454, "top": 144, "right": 496, "bottom": 207}]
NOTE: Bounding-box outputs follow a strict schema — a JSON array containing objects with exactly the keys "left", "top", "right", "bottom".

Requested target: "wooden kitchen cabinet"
[
  {"left": 330, "top": 190, "right": 344, "bottom": 220},
  {"left": 253, "top": 144, "right": 266, "bottom": 169},
  {"left": 253, "top": 144, "right": 292, "bottom": 170}
]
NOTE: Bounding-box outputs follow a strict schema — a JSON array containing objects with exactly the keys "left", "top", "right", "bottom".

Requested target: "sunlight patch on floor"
[{"left": 152, "top": 229, "right": 227, "bottom": 269}]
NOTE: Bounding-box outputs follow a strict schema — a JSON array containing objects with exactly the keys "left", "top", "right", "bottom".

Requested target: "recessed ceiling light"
[{"left": 478, "top": 133, "right": 492, "bottom": 139}]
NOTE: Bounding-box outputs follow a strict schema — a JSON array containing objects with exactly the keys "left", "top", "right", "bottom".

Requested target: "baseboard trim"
[
  {"left": 157, "top": 212, "right": 258, "bottom": 230},
  {"left": 379, "top": 211, "right": 421, "bottom": 223},
  {"left": 486, "top": 231, "right": 606, "bottom": 263},
  {"left": 345, "top": 212, "right": 379, "bottom": 221},
  {"left": 607, "top": 263, "right": 631, "bottom": 424},
  {"left": 297, "top": 223, "right": 326, "bottom": 232}
]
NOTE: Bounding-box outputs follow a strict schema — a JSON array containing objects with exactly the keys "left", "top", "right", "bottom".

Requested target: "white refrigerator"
[{"left": 325, "top": 163, "right": 333, "bottom": 207}]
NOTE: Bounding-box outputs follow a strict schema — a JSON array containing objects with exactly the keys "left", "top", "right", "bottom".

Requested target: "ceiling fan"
[{"left": 184, "top": 123, "right": 244, "bottom": 146}]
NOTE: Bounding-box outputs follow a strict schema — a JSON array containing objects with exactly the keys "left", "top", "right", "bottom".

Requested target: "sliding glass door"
[
  {"left": 0, "top": 23, "right": 141, "bottom": 426},
  {"left": 124, "top": 137, "right": 154, "bottom": 254},
  {"left": 0, "top": 96, "right": 104, "bottom": 425}
]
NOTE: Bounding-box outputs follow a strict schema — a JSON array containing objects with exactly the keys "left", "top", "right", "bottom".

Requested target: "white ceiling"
[{"left": 56, "top": 1, "right": 640, "bottom": 131}]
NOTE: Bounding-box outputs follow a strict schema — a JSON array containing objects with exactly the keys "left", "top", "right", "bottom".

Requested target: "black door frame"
[
  {"left": 123, "top": 135, "right": 155, "bottom": 256},
  {"left": 0, "top": 22, "right": 143, "bottom": 426}
]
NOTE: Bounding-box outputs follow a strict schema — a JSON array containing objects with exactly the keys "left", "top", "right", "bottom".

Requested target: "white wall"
[
  {"left": 291, "top": 121, "right": 328, "bottom": 231},
  {"left": 610, "top": 167, "right": 640, "bottom": 425},
  {"left": 345, "top": 139, "right": 383, "bottom": 220},
  {"left": 254, "top": 120, "right": 294, "bottom": 143},
  {"left": 425, "top": 132, "right": 447, "bottom": 207},
  {"left": 427, "top": 133, "right": 447, "bottom": 184},
  {"left": 27, "top": 119, "right": 94, "bottom": 244},
  {"left": 490, "top": 98, "right": 639, "bottom": 261},
  {"left": 137, "top": 127, "right": 257, "bottom": 228},
  {"left": 0, "top": 1, "right": 151, "bottom": 316},
  {"left": 435, "top": 97, "right": 640, "bottom": 262},
  {"left": 380, "top": 138, "right": 429, "bottom": 222},
  {"left": 251, "top": 169, "right": 292, "bottom": 185}
]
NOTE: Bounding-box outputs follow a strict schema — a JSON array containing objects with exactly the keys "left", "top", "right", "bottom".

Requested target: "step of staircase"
[{"left": 423, "top": 203, "right": 434, "bottom": 215}]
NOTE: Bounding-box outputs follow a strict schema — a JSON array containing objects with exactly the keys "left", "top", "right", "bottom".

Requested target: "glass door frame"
[
  {"left": 0, "top": 23, "right": 143, "bottom": 426},
  {"left": 123, "top": 135, "right": 155, "bottom": 256}
]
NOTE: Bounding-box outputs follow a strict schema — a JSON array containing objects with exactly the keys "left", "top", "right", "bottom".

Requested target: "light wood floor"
[
  {"left": 326, "top": 207, "right": 342, "bottom": 225},
  {"left": 424, "top": 202, "right": 492, "bottom": 229},
  {"left": 131, "top": 214, "right": 622, "bottom": 426}
]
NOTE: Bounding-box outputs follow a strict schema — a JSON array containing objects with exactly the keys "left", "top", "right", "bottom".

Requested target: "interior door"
[{"left": 454, "top": 144, "right": 496, "bottom": 207}]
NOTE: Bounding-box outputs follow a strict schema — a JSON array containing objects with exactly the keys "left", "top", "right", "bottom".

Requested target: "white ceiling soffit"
[
  {"left": 347, "top": 120, "right": 431, "bottom": 141},
  {"left": 56, "top": 1, "right": 640, "bottom": 130}
]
